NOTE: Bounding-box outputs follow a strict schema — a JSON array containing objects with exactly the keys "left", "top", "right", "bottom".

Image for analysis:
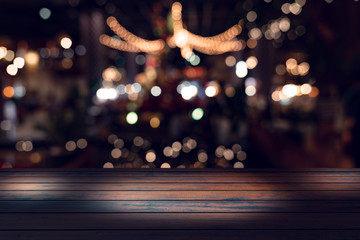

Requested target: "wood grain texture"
[
  {"left": 2, "top": 190, "right": 360, "bottom": 200},
  {"left": 1, "top": 230, "right": 360, "bottom": 240},
  {"left": 0, "top": 169, "right": 359, "bottom": 239}
]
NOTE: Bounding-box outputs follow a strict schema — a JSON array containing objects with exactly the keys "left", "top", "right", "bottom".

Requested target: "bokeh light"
[
  {"left": 39, "top": 8, "right": 51, "bottom": 20},
  {"left": 150, "top": 117, "right": 160, "bottom": 128},
  {"left": 191, "top": 108, "right": 204, "bottom": 120},
  {"left": 60, "top": 37, "right": 72, "bottom": 49},
  {"left": 126, "top": 112, "right": 138, "bottom": 124}
]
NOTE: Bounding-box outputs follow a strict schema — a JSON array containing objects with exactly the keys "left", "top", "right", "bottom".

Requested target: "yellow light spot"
[
  {"left": 160, "top": 163, "right": 171, "bottom": 168},
  {"left": 22, "top": 141, "right": 33, "bottom": 152},
  {"left": 205, "top": 86, "right": 217, "bottom": 97},
  {"left": 309, "top": 86, "right": 319, "bottom": 98},
  {"left": 65, "top": 141, "right": 76, "bottom": 151},
  {"left": 298, "top": 62, "right": 310, "bottom": 76},
  {"left": 0, "top": 47, "right": 7, "bottom": 59},
  {"left": 133, "top": 136, "right": 144, "bottom": 147},
  {"left": 237, "top": 151, "right": 247, "bottom": 161},
  {"left": 163, "top": 146, "right": 173, "bottom": 157},
  {"left": 30, "top": 152, "right": 42, "bottom": 164},
  {"left": 225, "top": 56, "right": 236, "bottom": 67},
  {"left": 249, "top": 28, "right": 262, "bottom": 40},
  {"left": 286, "top": 58, "right": 297, "bottom": 70},
  {"left": 247, "top": 38, "right": 258, "bottom": 48},
  {"left": 192, "top": 108, "right": 204, "bottom": 120},
  {"left": 6, "top": 64, "right": 18, "bottom": 76},
  {"left": 25, "top": 51, "right": 40, "bottom": 67},
  {"left": 246, "top": 56, "right": 258, "bottom": 69},
  {"left": 145, "top": 150, "right": 156, "bottom": 162},
  {"left": 76, "top": 138, "right": 88, "bottom": 149},
  {"left": 234, "top": 161, "right": 245, "bottom": 168},
  {"left": 215, "top": 145, "right": 225, "bottom": 157},
  {"left": 223, "top": 149, "right": 234, "bottom": 160},
  {"left": 275, "top": 64, "right": 287, "bottom": 75},
  {"left": 245, "top": 86, "right": 256, "bottom": 96},
  {"left": 198, "top": 151, "right": 208, "bottom": 163},
  {"left": 61, "top": 59, "right": 73, "bottom": 69},
  {"left": 3, "top": 86, "right": 14, "bottom": 98},
  {"left": 4, "top": 50, "right": 15, "bottom": 61},
  {"left": 13, "top": 57, "right": 25, "bottom": 68},
  {"left": 300, "top": 83, "right": 312, "bottom": 95},
  {"left": 111, "top": 148, "right": 122, "bottom": 158},
  {"left": 103, "top": 162, "right": 114, "bottom": 168},
  {"left": 102, "top": 66, "right": 121, "bottom": 81},
  {"left": 60, "top": 37, "right": 72, "bottom": 49},
  {"left": 225, "top": 86, "right": 236, "bottom": 97},
  {"left": 150, "top": 117, "right": 160, "bottom": 128},
  {"left": 126, "top": 112, "right": 138, "bottom": 124},
  {"left": 272, "top": 90, "right": 280, "bottom": 102},
  {"left": 282, "top": 84, "right": 299, "bottom": 98},
  {"left": 174, "top": 29, "right": 189, "bottom": 48},
  {"left": 172, "top": 141, "right": 182, "bottom": 152}
]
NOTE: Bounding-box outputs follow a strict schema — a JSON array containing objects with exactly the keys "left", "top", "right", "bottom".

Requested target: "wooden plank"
[
  {"left": 1, "top": 230, "right": 360, "bottom": 240},
  {"left": 2, "top": 170, "right": 360, "bottom": 177},
  {"left": 2, "top": 190, "right": 360, "bottom": 201},
  {"left": 0, "top": 200, "right": 359, "bottom": 213},
  {"left": 1, "top": 183, "right": 360, "bottom": 191},
  {"left": 1, "top": 213, "right": 360, "bottom": 229},
  {"left": 2, "top": 168, "right": 359, "bottom": 172},
  {"left": 0, "top": 176, "right": 358, "bottom": 183}
]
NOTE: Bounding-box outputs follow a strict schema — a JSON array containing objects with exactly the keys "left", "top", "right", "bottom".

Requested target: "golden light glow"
[
  {"left": 246, "top": 38, "right": 258, "bottom": 49},
  {"left": 101, "top": 2, "right": 245, "bottom": 56},
  {"left": 103, "top": 162, "right": 114, "bottom": 168},
  {"left": 150, "top": 117, "right": 160, "bottom": 128},
  {"left": 286, "top": 58, "right": 297, "bottom": 70},
  {"left": 161, "top": 163, "right": 171, "bottom": 168},
  {"left": 246, "top": 56, "right": 258, "bottom": 69},
  {"left": 3, "top": 86, "right": 14, "bottom": 98},
  {"left": 225, "top": 86, "right": 236, "bottom": 97},
  {"left": 25, "top": 51, "right": 40, "bottom": 67},
  {"left": 225, "top": 56, "right": 236, "bottom": 67},
  {"left": 309, "top": 86, "right": 319, "bottom": 98},
  {"left": 298, "top": 62, "right": 310, "bottom": 76},
  {"left": 282, "top": 84, "right": 299, "bottom": 98},
  {"left": 145, "top": 150, "right": 156, "bottom": 162},
  {"left": 102, "top": 66, "right": 122, "bottom": 81},
  {"left": 13, "top": 57, "right": 25, "bottom": 68},
  {"left": 60, "top": 37, "right": 72, "bottom": 49},
  {"left": 65, "top": 141, "right": 76, "bottom": 151},
  {"left": 30, "top": 152, "right": 42, "bottom": 164},
  {"left": 104, "top": 16, "right": 165, "bottom": 53},
  {"left": 300, "top": 83, "right": 312, "bottom": 95},
  {"left": 61, "top": 59, "right": 73, "bottom": 69},
  {"left": 0, "top": 47, "right": 7, "bottom": 59},
  {"left": 4, "top": 50, "right": 15, "bottom": 61},
  {"left": 6, "top": 64, "right": 18, "bottom": 76},
  {"left": 205, "top": 81, "right": 220, "bottom": 97}
]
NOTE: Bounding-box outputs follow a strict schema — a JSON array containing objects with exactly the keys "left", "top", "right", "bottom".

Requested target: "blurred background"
[{"left": 0, "top": 0, "right": 359, "bottom": 168}]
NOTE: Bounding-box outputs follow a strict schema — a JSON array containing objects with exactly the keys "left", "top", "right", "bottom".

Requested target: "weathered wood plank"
[
  {"left": 1, "top": 183, "right": 360, "bottom": 191},
  {"left": 2, "top": 168, "right": 359, "bottom": 172},
  {"left": 1, "top": 230, "right": 360, "bottom": 240},
  {"left": 0, "top": 176, "right": 358, "bottom": 183},
  {"left": 0, "top": 200, "right": 359, "bottom": 213},
  {"left": 1, "top": 190, "right": 360, "bottom": 201},
  {"left": 1, "top": 213, "right": 359, "bottom": 229},
  {"left": 1, "top": 170, "right": 360, "bottom": 177}
]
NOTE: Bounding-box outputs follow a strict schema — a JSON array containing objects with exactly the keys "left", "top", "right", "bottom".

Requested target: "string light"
[
  {"left": 104, "top": 16, "right": 165, "bottom": 53},
  {"left": 100, "top": 2, "right": 245, "bottom": 57}
]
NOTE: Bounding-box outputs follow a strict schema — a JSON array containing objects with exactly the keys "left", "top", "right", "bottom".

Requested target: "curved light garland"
[{"left": 100, "top": 2, "right": 244, "bottom": 58}]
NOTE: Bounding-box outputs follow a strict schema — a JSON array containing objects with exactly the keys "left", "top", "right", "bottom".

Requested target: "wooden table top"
[{"left": 0, "top": 169, "right": 360, "bottom": 239}]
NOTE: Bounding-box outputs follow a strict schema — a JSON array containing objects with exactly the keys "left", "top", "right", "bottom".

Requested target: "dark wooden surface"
[{"left": 1, "top": 169, "right": 360, "bottom": 239}]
